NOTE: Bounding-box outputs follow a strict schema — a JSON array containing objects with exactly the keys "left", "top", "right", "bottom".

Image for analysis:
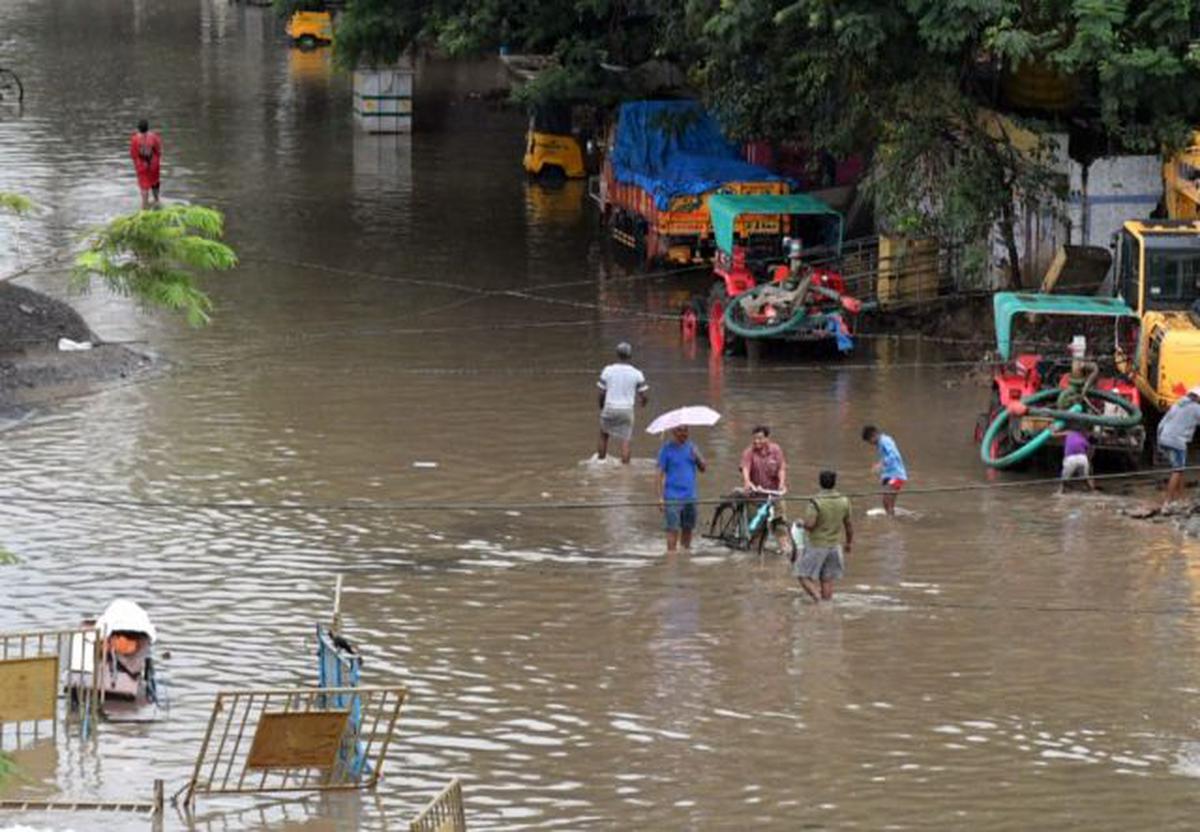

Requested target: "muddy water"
[{"left": 3, "top": 2, "right": 1200, "bottom": 830}]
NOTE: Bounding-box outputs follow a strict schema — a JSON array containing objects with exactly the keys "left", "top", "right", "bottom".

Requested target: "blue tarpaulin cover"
[{"left": 610, "top": 100, "right": 783, "bottom": 210}]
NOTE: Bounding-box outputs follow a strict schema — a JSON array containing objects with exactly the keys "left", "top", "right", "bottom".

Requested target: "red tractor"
[
  {"left": 975, "top": 292, "right": 1145, "bottom": 469},
  {"left": 680, "top": 194, "right": 861, "bottom": 355}
]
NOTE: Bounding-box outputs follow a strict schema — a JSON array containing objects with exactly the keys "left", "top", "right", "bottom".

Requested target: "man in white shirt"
[{"left": 597, "top": 342, "right": 649, "bottom": 464}]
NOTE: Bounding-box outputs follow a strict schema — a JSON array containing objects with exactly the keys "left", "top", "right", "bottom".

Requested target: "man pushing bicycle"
[{"left": 739, "top": 425, "right": 792, "bottom": 556}]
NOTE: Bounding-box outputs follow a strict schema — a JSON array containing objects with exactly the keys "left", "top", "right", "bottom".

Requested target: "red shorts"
[{"left": 882, "top": 478, "right": 906, "bottom": 491}]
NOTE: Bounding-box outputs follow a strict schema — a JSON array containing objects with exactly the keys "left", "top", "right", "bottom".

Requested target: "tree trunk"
[{"left": 999, "top": 199, "right": 1022, "bottom": 290}]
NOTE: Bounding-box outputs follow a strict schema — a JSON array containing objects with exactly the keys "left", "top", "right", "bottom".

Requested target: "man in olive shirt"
[{"left": 794, "top": 470, "right": 853, "bottom": 603}]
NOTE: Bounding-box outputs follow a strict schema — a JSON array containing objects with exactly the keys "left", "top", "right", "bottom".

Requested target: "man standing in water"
[
  {"left": 862, "top": 425, "right": 907, "bottom": 516},
  {"left": 597, "top": 342, "right": 648, "bottom": 464},
  {"left": 795, "top": 470, "right": 852, "bottom": 603},
  {"left": 129, "top": 119, "right": 162, "bottom": 210},
  {"left": 657, "top": 425, "right": 706, "bottom": 553},
  {"left": 1157, "top": 387, "right": 1200, "bottom": 506},
  {"left": 739, "top": 425, "right": 791, "bottom": 555}
]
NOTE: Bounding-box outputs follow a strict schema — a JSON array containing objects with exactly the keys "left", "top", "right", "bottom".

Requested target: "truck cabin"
[
  {"left": 994, "top": 293, "right": 1140, "bottom": 398},
  {"left": 709, "top": 193, "right": 844, "bottom": 286},
  {"left": 1115, "top": 221, "right": 1200, "bottom": 316}
]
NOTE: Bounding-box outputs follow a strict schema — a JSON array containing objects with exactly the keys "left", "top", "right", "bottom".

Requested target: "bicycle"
[{"left": 704, "top": 488, "right": 796, "bottom": 558}]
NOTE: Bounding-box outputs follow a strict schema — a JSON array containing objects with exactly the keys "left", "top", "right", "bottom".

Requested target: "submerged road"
[{"left": 2, "top": 1, "right": 1200, "bottom": 829}]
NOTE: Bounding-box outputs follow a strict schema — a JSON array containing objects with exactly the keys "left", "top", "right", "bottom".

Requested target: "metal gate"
[
  {"left": 181, "top": 685, "right": 406, "bottom": 807},
  {"left": 409, "top": 778, "right": 466, "bottom": 832}
]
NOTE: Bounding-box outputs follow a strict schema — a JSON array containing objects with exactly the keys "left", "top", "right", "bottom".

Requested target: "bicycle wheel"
[
  {"left": 0, "top": 69, "right": 24, "bottom": 104},
  {"left": 751, "top": 523, "right": 770, "bottom": 556},
  {"left": 708, "top": 501, "right": 750, "bottom": 550}
]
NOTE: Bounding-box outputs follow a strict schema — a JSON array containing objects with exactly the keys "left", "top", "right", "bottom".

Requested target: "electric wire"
[{"left": 0, "top": 464, "right": 1188, "bottom": 514}]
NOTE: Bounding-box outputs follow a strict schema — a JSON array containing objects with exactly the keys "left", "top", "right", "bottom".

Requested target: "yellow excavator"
[
  {"left": 1114, "top": 218, "right": 1200, "bottom": 414},
  {"left": 1163, "top": 131, "right": 1200, "bottom": 220}
]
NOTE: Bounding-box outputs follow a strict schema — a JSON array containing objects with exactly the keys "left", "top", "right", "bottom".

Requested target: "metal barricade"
[
  {"left": 409, "top": 778, "right": 466, "bottom": 832},
  {"left": 181, "top": 685, "right": 406, "bottom": 808},
  {"left": 0, "top": 627, "right": 101, "bottom": 743}
]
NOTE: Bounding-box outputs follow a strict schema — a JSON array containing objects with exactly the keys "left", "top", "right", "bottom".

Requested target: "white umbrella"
[
  {"left": 95, "top": 599, "right": 157, "bottom": 642},
  {"left": 645, "top": 405, "right": 721, "bottom": 434}
]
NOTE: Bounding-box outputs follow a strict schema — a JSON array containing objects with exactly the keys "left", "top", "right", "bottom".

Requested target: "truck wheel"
[{"left": 642, "top": 227, "right": 660, "bottom": 266}]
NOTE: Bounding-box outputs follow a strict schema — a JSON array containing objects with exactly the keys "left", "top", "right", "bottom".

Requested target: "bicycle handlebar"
[{"left": 738, "top": 487, "right": 786, "bottom": 498}]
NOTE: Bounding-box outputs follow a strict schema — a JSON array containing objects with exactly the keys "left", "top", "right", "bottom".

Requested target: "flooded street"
[{"left": 5, "top": 1, "right": 1200, "bottom": 829}]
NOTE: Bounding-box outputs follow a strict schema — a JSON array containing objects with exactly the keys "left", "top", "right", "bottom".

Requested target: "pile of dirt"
[
  {"left": 0, "top": 283, "right": 154, "bottom": 407},
  {"left": 859, "top": 294, "right": 994, "bottom": 351}
]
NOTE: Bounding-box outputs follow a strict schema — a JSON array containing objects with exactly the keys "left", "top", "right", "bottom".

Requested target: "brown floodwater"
[{"left": 3, "top": 2, "right": 1200, "bottom": 830}]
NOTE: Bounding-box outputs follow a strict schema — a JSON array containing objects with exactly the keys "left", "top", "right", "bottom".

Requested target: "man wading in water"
[
  {"left": 596, "top": 342, "right": 648, "bottom": 464},
  {"left": 739, "top": 425, "right": 791, "bottom": 555},
  {"left": 657, "top": 425, "right": 706, "bottom": 553},
  {"left": 129, "top": 119, "right": 162, "bottom": 210},
  {"left": 795, "top": 470, "right": 853, "bottom": 603},
  {"left": 1157, "top": 387, "right": 1200, "bottom": 507}
]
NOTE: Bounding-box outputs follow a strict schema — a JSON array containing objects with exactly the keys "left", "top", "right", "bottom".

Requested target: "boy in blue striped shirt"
[{"left": 862, "top": 425, "right": 907, "bottom": 517}]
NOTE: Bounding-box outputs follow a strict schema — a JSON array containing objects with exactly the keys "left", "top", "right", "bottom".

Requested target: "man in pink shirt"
[{"left": 740, "top": 425, "right": 790, "bottom": 555}]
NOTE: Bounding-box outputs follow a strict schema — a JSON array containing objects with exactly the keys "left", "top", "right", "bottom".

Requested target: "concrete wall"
[{"left": 1066, "top": 155, "right": 1160, "bottom": 247}]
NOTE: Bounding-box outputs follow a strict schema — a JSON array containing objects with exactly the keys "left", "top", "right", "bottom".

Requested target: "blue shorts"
[
  {"left": 1160, "top": 444, "right": 1187, "bottom": 471},
  {"left": 664, "top": 500, "right": 697, "bottom": 531}
]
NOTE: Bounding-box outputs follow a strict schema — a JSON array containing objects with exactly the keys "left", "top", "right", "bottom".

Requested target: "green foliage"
[
  {"left": 0, "top": 192, "right": 32, "bottom": 216},
  {"left": 335, "top": 0, "right": 655, "bottom": 96},
  {"left": 72, "top": 206, "right": 238, "bottom": 327},
  {"left": 272, "top": 0, "right": 327, "bottom": 15},
  {"left": 0, "top": 751, "right": 12, "bottom": 783},
  {"left": 334, "top": 0, "right": 442, "bottom": 69},
  {"left": 871, "top": 80, "right": 1067, "bottom": 235}
]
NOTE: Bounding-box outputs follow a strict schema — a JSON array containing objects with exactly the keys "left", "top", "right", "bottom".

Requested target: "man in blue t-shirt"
[{"left": 657, "top": 425, "right": 707, "bottom": 552}]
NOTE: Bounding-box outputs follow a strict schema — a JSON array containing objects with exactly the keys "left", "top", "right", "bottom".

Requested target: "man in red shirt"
[
  {"left": 129, "top": 119, "right": 162, "bottom": 210},
  {"left": 740, "top": 425, "right": 790, "bottom": 555}
]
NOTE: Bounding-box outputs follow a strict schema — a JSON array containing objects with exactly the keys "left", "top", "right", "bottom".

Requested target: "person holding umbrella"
[
  {"left": 648, "top": 407, "right": 718, "bottom": 553},
  {"left": 656, "top": 425, "right": 707, "bottom": 553}
]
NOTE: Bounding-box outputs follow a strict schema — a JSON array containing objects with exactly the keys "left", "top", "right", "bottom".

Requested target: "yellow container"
[
  {"left": 876, "top": 235, "right": 940, "bottom": 308},
  {"left": 1001, "top": 60, "right": 1079, "bottom": 112}
]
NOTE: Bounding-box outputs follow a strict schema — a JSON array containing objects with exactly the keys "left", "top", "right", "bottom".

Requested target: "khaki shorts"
[
  {"left": 600, "top": 409, "right": 634, "bottom": 441},
  {"left": 794, "top": 546, "right": 844, "bottom": 581}
]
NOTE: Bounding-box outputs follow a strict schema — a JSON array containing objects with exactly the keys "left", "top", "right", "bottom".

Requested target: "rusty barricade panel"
[
  {"left": 0, "top": 627, "right": 101, "bottom": 744},
  {"left": 183, "top": 685, "right": 406, "bottom": 806},
  {"left": 409, "top": 778, "right": 466, "bottom": 832},
  {"left": 246, "top": 710, "right": 350, "bottom": 770},
  {"left": 0, "top": 656, "right": 59, "bottom": 723}
]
